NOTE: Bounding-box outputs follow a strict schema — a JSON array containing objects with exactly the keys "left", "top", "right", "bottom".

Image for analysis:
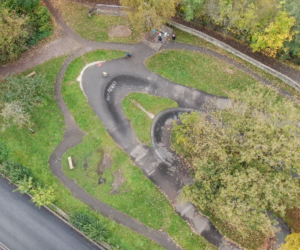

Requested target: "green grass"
[
  {"left": 61, "top": 51, "right": 215, "bottom": 250},
  {"left": 172, "top": 26, "right": 300, "bottom": 98},
  {"left": 122, "top": 93, "right": 178, "bottom": 146},
  {"left": 0, "top": 55, "right": 172, "bottom": 250},
  {"left": 59, "top": 1, "right": 142, "bottom": 44},
  {"left": 146, "top": 49, "right": 257, "bottom": 96}
]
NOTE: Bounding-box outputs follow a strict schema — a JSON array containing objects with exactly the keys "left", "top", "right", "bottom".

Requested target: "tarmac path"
[{"left": 0, "top": 0, "right": 294, "bottom": 249}]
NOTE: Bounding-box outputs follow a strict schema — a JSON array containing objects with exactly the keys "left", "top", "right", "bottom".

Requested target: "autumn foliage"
[
  {"left": 120, "top": 0, "right": 176, "bottom": 31},
  {"left": 172, "top": 84, "right": 300, "bottom": 236}
]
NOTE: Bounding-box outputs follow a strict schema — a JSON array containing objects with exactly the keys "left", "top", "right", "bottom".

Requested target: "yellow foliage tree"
[
  {"left": 251, "top": 11, "right": 296, "bottom": 57},
  {"left": 120, "top": 0, "right": 176, "bottom": 32},
  {"left": 278, "top": 233, "right": 300, "bottom": 250}
]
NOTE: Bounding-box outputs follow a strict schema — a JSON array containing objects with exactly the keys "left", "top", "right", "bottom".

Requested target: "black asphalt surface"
[{"left": 0, "top": 176, "right": 102, "bottom": 250}]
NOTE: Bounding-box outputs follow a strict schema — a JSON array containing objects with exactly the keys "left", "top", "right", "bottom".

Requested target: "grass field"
[
  {"left": 0, "top": 55, "right": 172, "bottom": 250},
  {"left": 61, "top": 50, "right": 215, "bottom": 250},
  {"left": 172, "top": 26, "right": 300, "bottom": 98},
  {"left": 57, "top": 1, "right": 142, "bottom": 44}
]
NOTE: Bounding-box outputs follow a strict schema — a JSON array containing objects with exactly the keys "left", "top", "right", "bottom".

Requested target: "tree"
[
  {"left": 172, "top": 84, "right": 300, "bottom": 236},
  {"left": 283, "top": 0, "right": 300, "bottom": 59},
  {"left": 0, "top": 0, "right": 52, "bottom": 64},
  {"left": 0, "top": 7, "right": 28, "bottom": 64},
  {"left": 181, "top": 0, "right": 205, "bottom": 21},
  {"left": 1, "top": 0, "right": 40, "bottom": 13},
  {"left": 278, "top": 233, "right": 300, "bottom": 250},
  {"left": 120, "top": 0, "right": 177, "bottom": 31},
  {"left": 251, "top": 10, "right": 296, "bottom": 57}
]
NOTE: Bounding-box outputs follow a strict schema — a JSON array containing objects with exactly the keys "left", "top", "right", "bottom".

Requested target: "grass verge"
[
  {"left": 61, "top": 50, "right": 215, "bottom": 250},
  {"left": 122, "top": 93, "right": 178, "bottom": 146},
  {"left": 56, "top": 1, "right": 142, "bottom": 43},
  {"left": 0, "top": 55, "right": 170, "bottom": 250}
]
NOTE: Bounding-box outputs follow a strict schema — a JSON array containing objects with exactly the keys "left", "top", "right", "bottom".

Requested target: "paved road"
[{"left": 0, "top": 176, "right": 102, "bottom": 250}]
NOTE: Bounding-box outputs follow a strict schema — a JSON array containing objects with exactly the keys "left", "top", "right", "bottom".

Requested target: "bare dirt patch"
[
  {"left": 111, "top": 169, "right": 125, "bottom": 194},
  {"left": 108, "top": 25, "right": 131, "bottom": 38}
]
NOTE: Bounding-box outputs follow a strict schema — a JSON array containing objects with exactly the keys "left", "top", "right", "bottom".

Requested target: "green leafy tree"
[
  {"left": 181, "top": 0, "right": 205, "bottom": 21},
  {"left": 120, "top": 0, "right": 177, "bottom": 31},
  {"left": 1, "top": 0, "right": 40, "bottom": 13},
  {"left": 172, "top": 84, "right": 300, "bottom": 236},
  {"left": 0, "top": 6, "right": 28, "bottom": 64},
  {"left": 0, "top": 0, "right": 52, "bottom": 64}
]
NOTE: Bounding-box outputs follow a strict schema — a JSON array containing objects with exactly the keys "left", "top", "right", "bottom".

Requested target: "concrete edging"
[{"left": 170, "top": 21, "right": 300, "bottom": 92}]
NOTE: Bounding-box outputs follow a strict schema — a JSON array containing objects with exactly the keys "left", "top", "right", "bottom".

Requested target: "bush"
[
  {"left": 27, "top": 5, "right": 52, "bottom": 46},
  {"left": 0, "top": 161, "right": 34, "bottom": 183},
  {"left": 2, "top": 0, "right": 40, "bottom": 13},
  {"left": 70, "top": 213, "right": 108, "bottom": 243},
  {"left": 0, "top": 141, "right": 9, "bottom": 163},
  {"left": 0, "top": 74, "right": 51, "bottom": 112}
]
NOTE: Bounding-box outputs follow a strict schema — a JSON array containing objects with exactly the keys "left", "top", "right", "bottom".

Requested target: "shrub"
[
  {"left": 27, "top": 5, "right": 52, "bottom": 46},
  {"left": 0, "top": 74, "right": 51, "bottom": 112},
  {"left": 70, "top": 212, "right": 108, "bottom": 243},
  {"left": 0, "top": 74, "right": 50, "bottom": 130},
  {"left": 0, "top": 161, "right": 34, "bottom": 183},
  {"left": 0, "top": 141, "right": 9, "bottom": 163}
]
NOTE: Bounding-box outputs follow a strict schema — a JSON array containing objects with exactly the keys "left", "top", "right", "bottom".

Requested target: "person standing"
[
  {"left": 172, "top": 33, "right": 176, "bottom": 41},
  {"left": 158, "top": 35, "right": 163, "bottom": 43}
]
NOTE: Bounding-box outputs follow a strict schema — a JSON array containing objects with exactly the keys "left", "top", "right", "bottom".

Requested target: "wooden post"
[
  {"left": 68, "top": 157, "right": 74, "bottom": 170},
  {"left": 26, "top": 71, "right": 36, "bottom": 78}
]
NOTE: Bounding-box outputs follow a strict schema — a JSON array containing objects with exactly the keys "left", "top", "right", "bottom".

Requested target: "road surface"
[{"left": 0, "top": 176, "right": 102, "bottom": 250}]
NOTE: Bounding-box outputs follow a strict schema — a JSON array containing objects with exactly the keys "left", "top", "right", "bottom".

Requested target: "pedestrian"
[
  {"left": 172, "top": 33, "right": 176, "bottom": 41},
  {"left": 158, "top": 35, "right": 163, "bottom": 43},
  {"left": 126, "top": 52, "right": 131, "bottom": 58}
]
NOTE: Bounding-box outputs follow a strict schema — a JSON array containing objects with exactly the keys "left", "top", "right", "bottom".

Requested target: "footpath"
[{"left": 0, "top": 0, "right": 296, "bottom": 249}]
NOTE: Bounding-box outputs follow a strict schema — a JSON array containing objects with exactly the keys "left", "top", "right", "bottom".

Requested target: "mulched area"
[{"left": 172, "top": 16, "right": 300, "bottom": 83}]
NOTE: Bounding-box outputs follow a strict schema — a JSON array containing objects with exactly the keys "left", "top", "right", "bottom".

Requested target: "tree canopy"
[
  {"left": 120, "top": 0, "right": 177, "bottom": 31},
  {"left": 172, "top": 84, "right": 300, "bottom": 235},
  {"left": 179, "top": 0, "right": 299, "bottom": 59},
  {"left": 0, "top": 0, "right": 52, "bottom": 64}
]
